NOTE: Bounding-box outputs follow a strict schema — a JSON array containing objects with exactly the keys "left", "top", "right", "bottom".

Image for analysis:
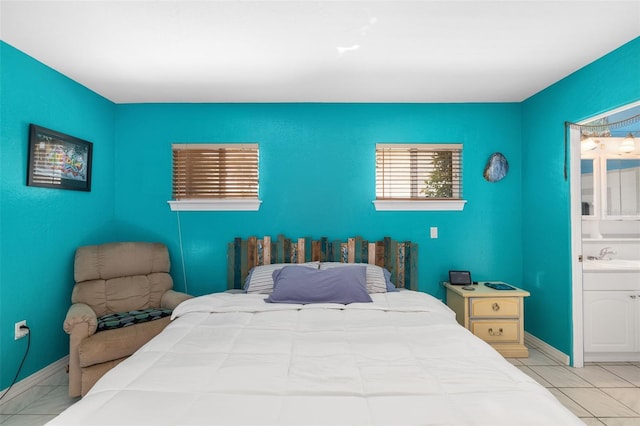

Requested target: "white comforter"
[{"left": 49, "top": 291, "right": 582, "bottom": 426}]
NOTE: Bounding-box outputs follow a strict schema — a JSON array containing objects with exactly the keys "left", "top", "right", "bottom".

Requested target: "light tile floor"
[
  {"left": 1, "top": 348, "right": 639, "bottom": 425},
  {"left": 0, "top": 367, "right": 78, "bottom": 426},
  {"left": 506, "top": 350, "right": 640, "bottom": 426}
]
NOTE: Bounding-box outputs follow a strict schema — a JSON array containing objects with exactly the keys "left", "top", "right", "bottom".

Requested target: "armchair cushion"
[
  {"left": 75, "top": 241, "right": 170, "bottom": 282},
  {"left": 79, "top": 316, "right": 170, "bottom": 367},
  {"left": 72, "top": 242, "right": 173, "bottom": 317},
  {"left": 96, "top": 307, "right": 172, "bottom": 333}
]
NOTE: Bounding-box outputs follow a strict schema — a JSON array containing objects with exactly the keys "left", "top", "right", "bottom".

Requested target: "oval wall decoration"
[{"left": 483, "top": 152, "right": 509, "bottom": 182}]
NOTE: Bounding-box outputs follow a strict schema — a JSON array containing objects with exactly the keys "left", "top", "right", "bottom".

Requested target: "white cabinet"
[{"left": 584, "top": 290, "right": 640, "bottom": 358}]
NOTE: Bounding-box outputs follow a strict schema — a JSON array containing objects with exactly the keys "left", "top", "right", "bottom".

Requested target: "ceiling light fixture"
[
  {"left": 619, "top": 133, "right": 636, "bottom": 153},
  {"left": 566, "top": 113, "right": 640, "bottom": 181},
  {"left": 580, "top": 135, "right": 598, "bottom": 152},
  {"left": 336, "top": 45, "right": 360, "bottom": 56}
]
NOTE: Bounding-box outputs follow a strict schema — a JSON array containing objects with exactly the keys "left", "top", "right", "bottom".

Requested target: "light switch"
[{"left": 430, "top": 227, "right": 438, "bottom": 239}]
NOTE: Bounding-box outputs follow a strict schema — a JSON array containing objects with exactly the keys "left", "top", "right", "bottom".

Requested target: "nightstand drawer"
[
  {"left": 470, "top": 320, "right": 520, "bottom": 343},
  {"left": 470, "top": 297, "right": 519, "bottom": 318}
]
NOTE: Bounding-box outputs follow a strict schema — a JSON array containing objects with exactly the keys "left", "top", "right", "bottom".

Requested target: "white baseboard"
[
  {"left": 584, "top": 352, "right": 640, "bottom": 363},
  {"left": 525, "top": 332, "right": 571, "bottom": 366},
  {"left": 0, "top": 356, "right": 68, "bottom": 406}
]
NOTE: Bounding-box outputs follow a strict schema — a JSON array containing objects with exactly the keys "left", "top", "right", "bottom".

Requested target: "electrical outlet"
[
  {"left": 430, "top": 227, "right": 438, "bottom": 239},
  {"left": 15, "top": 320, "right": 28, "bottom": 340}
]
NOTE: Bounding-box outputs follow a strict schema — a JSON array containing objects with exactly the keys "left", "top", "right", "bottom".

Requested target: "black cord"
[{"left": 0, "top": 325, "right": 31, "bottom": 401}]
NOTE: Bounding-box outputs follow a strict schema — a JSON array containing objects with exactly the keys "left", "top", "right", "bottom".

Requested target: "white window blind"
[
  {"left": 172, "top": 144, "right": 259, "bottom": 200},
  {"left": 376, "top": 143, "right": 463, "bottom": 200}
]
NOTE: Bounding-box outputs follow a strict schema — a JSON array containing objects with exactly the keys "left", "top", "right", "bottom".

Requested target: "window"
[
  {"left": 374, "top": 143, "right": 466, "bottom": 211},
  {"left": 168, "top": 143, "right": 261, "bottom": 211}
]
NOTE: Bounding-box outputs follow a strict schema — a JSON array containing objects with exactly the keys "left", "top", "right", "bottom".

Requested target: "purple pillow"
[
  {"left": 266, "top": 265, "right": 372, "bottom": 304},
  {"left": 383, "top": 268, "right": 398, "bottom": 292}
]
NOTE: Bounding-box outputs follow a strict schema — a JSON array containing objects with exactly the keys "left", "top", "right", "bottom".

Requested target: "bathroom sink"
[{"left": 583, "top": 259, "right": 640, "bottom": 270}]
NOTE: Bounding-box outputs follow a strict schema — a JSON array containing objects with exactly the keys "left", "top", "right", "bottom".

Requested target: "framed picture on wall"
[{"left": 27, "top": 124, "right": 93, "bottom": 191}]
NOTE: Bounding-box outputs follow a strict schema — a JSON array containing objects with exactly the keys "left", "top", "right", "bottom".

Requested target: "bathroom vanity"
[
  {"left": 582, "top": 252, "right": 640, "bottom": 362},
  {"left": 580, "top": 150, "right": 640, "bottom": 361}
]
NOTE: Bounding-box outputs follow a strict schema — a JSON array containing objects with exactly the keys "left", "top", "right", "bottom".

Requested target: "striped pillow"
[
  {"left": 319, "top": 262, "right": 390, "bottom": 293},
  {"left": 244, "top": 262, "right": 320, "bottom": 294}
]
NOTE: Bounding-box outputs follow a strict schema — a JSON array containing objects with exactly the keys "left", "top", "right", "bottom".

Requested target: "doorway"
[{"left": 571, "top": 101, "right": 640, "bottom": 367}]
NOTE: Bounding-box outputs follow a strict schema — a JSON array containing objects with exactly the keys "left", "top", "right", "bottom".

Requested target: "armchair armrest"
[
  {"left": 64, "top": 302, "right": 98, "bottom": 397},
  {"left": 161, "top": 289, "right": 193, "bottom": 310},
  {"left": 64, "top": 303, "right": 98, "bottom": 336}
]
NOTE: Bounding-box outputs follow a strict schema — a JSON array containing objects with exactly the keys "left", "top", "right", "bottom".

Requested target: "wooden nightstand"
[{"left": 444, "top": 282, "right": 530, "bottom": 358}]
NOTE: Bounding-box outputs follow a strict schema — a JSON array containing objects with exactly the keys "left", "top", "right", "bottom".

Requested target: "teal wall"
[
  {"left": 0, "top": 42, "right": 116, "bottom": 389},
  {"left": 114, "top": 103, "right": 523, "bottom": 297},
  {"left": 1, "top": 36, "right": 638, "bottom": 391},
  {"left": 521, "top": 37, "right": 640, "bottom": 356}
]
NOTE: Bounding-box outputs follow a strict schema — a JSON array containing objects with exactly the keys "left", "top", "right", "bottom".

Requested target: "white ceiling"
[{"left": 1, "top": 1, "right": 638, "bottom": 104}]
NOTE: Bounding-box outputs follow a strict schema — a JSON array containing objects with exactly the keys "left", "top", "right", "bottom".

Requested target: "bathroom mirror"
[
  {"left": 580, "top": 105, "right": 640, "bottom": 219},
  {"left": 580, "top": 141, "right": 640, "bottom": 218},
  {"left": 605, "top": 159, "right": 640, "bottom": 216}
]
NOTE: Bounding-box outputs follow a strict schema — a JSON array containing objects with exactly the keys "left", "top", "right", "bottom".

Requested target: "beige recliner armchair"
[{"left": 63, "top": 242, "right": 192, "bottom": 397}]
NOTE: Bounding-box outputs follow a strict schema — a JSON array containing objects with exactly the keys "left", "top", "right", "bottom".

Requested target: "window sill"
[
  {"left": 373, "top": 199, "right": 467, "bottom": 211},
  {"left": 168, "top": 199, "right": 262, "bottom": 211}
]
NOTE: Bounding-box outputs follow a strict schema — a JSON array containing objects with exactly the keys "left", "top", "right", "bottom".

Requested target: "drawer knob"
[
  {"left": 492, "top": 302, "right": 500, "bottom": 311},
  {"left": 631, "top": 295, "right": 637, "bottom": 299},
  {"left": 488, "top": 327, "right": 504, "bottom": 336}
]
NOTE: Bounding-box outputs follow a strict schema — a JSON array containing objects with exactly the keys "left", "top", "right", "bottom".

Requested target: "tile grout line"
[{"left": 510, "top": 351, "right": 640, "bottom": 423}]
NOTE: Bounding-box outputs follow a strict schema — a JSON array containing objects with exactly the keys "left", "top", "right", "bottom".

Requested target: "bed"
[{"left": 48, "top": 236, "right": 582, "bottom": 426}]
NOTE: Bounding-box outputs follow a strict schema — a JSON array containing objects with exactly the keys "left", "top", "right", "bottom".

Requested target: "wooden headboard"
[{"left": 227, "top": 235, "right": 418, "bottom": 291}]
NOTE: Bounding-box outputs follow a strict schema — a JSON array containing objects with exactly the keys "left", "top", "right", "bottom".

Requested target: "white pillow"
[
  {"left": 244, "top": 262, "right": 320, "bottom": 294},
  {"left": 319, "top": 262, "right": 389, "bottom": 293}
]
